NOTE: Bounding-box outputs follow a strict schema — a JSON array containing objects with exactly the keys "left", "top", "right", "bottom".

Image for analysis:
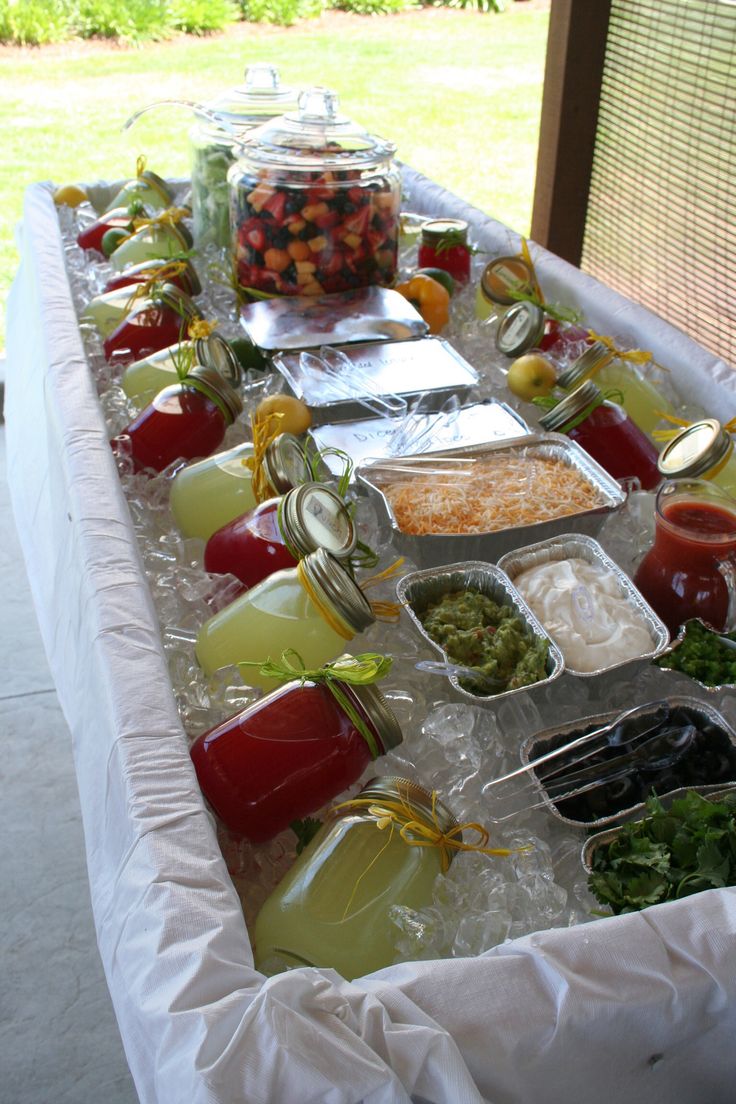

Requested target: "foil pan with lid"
[
  {"left": 497, "top": 533, "right": 669, "bottom": 677},
  {"left": 358, "top": 434, "right": 626, "bottom": 569},
  {"left": 519, "top": 696, "right": 736, "bottom": 832},
  {"left": 395, "top": 559, "right": 565, "bottom": 705}
]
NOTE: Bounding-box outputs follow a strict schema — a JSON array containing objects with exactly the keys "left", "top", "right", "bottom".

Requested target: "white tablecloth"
[{"left": 6, "top": 171, "right": 736, "bottom": 1104}]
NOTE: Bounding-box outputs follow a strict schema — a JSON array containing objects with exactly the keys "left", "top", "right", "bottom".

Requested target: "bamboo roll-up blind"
[{"left": 581, "top": 0, "right": 736, "bottom": 366}]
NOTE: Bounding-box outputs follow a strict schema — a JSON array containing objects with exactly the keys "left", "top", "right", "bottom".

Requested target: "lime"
[
  {"left": 415, "top": 267, "right": 455, "bottom": 297},
  {"left": 101, "top": 227, "right": 129, "bottom": 257}
]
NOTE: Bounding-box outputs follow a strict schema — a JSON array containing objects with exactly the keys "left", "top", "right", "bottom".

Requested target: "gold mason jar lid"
[{"left": 658, "top": 419, "right": 733, "bottom": 479}]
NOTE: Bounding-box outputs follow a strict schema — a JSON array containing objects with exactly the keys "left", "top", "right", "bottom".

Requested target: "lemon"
[
  {"left": 54, "top": 184, "right": 88, "bottom": 208},
  {"left": 256, "top": 393, "right": 312, "bottom": 436}
]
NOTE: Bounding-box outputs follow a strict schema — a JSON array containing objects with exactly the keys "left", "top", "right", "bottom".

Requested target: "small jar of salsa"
[
  {"left": 539, "top": 379, "right": 661, "bottom": 490},
  {"left": 418, "top": 218, "right": 471, "bottom": 283},
  {"left": 190, "top": 662, "right": 402, "bottom": 841},
  {"left": 634, "top": 478, "right": 736, "bottom": 634},
  {"left": 204, "top": 482, "right": 356, "bottom": 589}
]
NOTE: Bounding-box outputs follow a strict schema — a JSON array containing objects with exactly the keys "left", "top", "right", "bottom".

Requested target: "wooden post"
[{"left": 531, "top": 0, "right": 611, "bottom": 265}]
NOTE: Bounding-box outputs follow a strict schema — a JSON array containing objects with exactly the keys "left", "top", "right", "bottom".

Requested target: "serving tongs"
[
  {"left": 299, "top": 346, "right": 408, "bottom": 421},
  {"left": 481, "top": 701, "right": 698, "bottom": 820}
]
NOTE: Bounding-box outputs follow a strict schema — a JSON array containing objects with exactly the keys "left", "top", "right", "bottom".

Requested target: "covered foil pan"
[
  {"left": 239, "top": 285, "right": 429, "bottom": 352},
  {"left": 396, "top": 560, "right": 565, "bottom": 704},
  {"left": 581, "top": 784, "right": 736, "bottom": 875},
  {"left": 497, "top": 533, "right": 669, "bottom": 677},
  {"left": 358, "top": 434, "right": 626, "bottom": 569},
  {"left": 520, "top": 696, "right": 736, "bottom": 831},
  {"left": 653, "top": 617, "right": 736, "bottom": 693},
  {"left": 272, "top": 337, "right": 479, "bottom": 425},
  {"left": 308, "top": 400, "right": 530, "bottom": 476}
]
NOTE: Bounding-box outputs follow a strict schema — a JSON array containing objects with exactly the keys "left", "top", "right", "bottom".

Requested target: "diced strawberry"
[
  {"left": 307, "top": 186, "right": 334, "bottom": 204},
  {"left": 321, "top": 249, "right": 345, "bottom": 277},
  {"left": 342, "top": 207, "right": 371, "bottom": 237},
  {"left": 240, "top": 223, "right": 266, "bottom": 251},
  {"left": 348, "top": 186, "right": 367, "bottom": 205},
  {"left": 262, "top": 191, "right": 287, "bottom": 223},
  {"left": 314, "top": 210, "right": 340, "bottom": 231}
]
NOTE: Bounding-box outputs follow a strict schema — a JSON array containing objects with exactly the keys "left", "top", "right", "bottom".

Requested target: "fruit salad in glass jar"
[{"left": 228, "top": 87, "right": 400, "bottom": 300}]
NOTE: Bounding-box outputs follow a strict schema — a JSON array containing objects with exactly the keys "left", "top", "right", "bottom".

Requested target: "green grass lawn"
[{"left": 0, "top": 6, "right": 549, "bottom": 345}]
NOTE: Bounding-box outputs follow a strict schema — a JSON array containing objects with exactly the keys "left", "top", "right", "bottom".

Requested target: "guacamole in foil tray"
[{"left": 419, "top": 589, "right": 549, "bottom": 695}]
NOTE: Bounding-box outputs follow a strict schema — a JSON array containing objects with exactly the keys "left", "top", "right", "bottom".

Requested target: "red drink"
[
  {"left": 566, "top": 401, "right": 661, "bottom": 490},
  {"left": 113, "top": 367, "right": 242, "bottom": 474},
  {"left": 103, "top": 284, "right": 199, "bottom": 366},
  {"left": 204, "top": 498, "right": 296, "bottom": 587},
  {"left": 77, "top": 207, "right": 137, "bottom": 254},
  {"left": 190, "top": 678, "right": 401, "bottom": 841},
  {"left": 634, "top": 480, "right": 736, "bottom": 633}
]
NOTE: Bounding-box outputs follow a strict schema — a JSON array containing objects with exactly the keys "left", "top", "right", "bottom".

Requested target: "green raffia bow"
[
  {"left": 237, "top": 650, "right": 393, "bottom": 760},
  {"left": 533, "top": 387, "right": 625, "bottom": 433},
  {"left": 506, "top": 287, "right": 582, "bottom": 326}
]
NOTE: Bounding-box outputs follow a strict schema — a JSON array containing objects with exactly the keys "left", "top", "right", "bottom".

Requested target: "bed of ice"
[{"left": 57, "top": 194, "right": 732, "bottom": 962}]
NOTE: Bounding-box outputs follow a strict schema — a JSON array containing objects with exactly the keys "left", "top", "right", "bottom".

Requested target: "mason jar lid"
[
  {"left": 279, "top": 482, "right": 356, "bottom": 560},
  {"left": 194, "top": 333, "right": 242, "bottom": 388},
  {"left": 204, "top": 64, "right": 296, "bottom": 128},
  {"left": 658, "top": 419, "right": 733, "bottom": 479},
  {"left": 240, "top": 86, "right": 396, "bottom": 172},
  {"left": 557, "top": 341, "right": 613, "bottom": 390},
  {"left": 186, "top": 364, "right": 244, "bottom": 424},
  {"left": 538, "top": 378, "right": 602, "bottom": 432},
  {"left": 137, "top": 170, "right": 172, "bottom": 203},
  {"left": 480, "top": 256, "right": 535, "bottom": 306},
  {"left": 262, "top": 432, "right": 310, "bottom": 494},
  {"left": 349, "top": 776, "right": 459, "bottom": 840},
  {"left": 420, "top": 218, "right": 468, "bottom": 247},
  {"left": 157, "top": 283, "right": 201, "bottom": 320},
  {"left": 299, "top": 547, "right": 375, "bottom": 634},
  {"left": 495, "top": 300, "right": 545, "bottom": 357}
]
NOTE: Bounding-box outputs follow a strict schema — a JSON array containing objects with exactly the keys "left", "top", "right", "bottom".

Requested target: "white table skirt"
[{"left": 6, "top": 170, "right": 736, "bottom": 1104}]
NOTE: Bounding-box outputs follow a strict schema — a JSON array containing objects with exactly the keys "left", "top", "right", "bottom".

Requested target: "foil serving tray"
[
  {"left": 581, "top": 784, "right": 736, "bottom": 875},
  {"left": 272, "top": 337, "right": 479, "bottom": 425},
  {"left": 497, "top": 533, "right": 669, "bottom": 678},
  {"left": 240, "top": 286, "right": 429, "bottom": 353},
  {"left": 653, "top": 617, "right": 736, "bottom": 694},
  {"left": 357, "top": 434, "right": 626, "bottom": 569},
  {"left": 520, "top": 696, "right": 736, "bottom": 832},
  {"left": 308, "top": 400, "right": 530, "bottom": 475},
  {"left": 395, "top": 559, "right": 565, "bottom": 705}
]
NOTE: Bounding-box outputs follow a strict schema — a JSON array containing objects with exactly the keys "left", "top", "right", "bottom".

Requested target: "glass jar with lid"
[
  {"left": 557, "top": 340, "right": 676, "bottom": 440},
  {"left": 657, "top": 419, "right": 736, "bottom": 499},
  {"left": 228, "top": 86, "right": 401, "bottom": 301},
  {"left": 113, "top": 363, "right": 243, "bottom": 474},
  {"left": 190, "top": 660, "right": 403, "bottom": 842},
  {"left": 190, "top": 64, "right": 297, "bottom": 250},
  {"left": 476, "top": 255, "right": 536, "bottom": 322},
  {"left": 121, "top": 330, "right": 240, "bottom": 407},
  {"left": 418, "top": 218, "right": 471, "bottom": 283},
  {"left": 253, "top": 776, "right": 458, "bottom": 979},
  {"left": 539, "top": 379, "right": 661, "bottom": 490},
  {"left": 102, "top": 283, "right": 201, "bottom": 365},
  {"left": 109, "top": 215, "right": 193, "bottom": 273},
  {"left": 195, "top": 547, "right": 375, "bottom": 685},
  {"left": 102, "top": 169, "right": 173, "bottom": 216},
  {"left": 204, "top": 481, "right": 357, "bottom": 589},
  {"left": 169, "top": 431, "right": 311, "bottom": 541}
]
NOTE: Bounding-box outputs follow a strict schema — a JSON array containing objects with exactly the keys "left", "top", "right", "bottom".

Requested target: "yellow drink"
[
  {"left": 195, "top": 564, "right": 351, "bottom": 687},
  {"left": 80, "top": 287, "right": 138, "bottom": 338},
  {"left": 121, "top": 342, "right": 195, "bottom": 406},
  {"left": 254, "top": 779, "right": 450, "bottom": 980},
  {"left": 170, "top": 442, "right": 257, "bottom": 540}
]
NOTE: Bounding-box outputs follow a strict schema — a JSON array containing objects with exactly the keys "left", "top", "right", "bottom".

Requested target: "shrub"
[
  {"left": 437, "top": 0, "right": 505, "bottom": 10},
  {"left": 169, "top": 0, "right": 239, "bottom": 34},
  {"left": 70, "top": 0, "right": 173, "bottom": 42},
  {"left": 239, "top": 0, "right": 323, "bottom": 25},
  {"left": 0, "top": 0, "right": 70, "bottom": 45},
  {"left": 328, "top": 0, "right": 412, "bottom": 13}
]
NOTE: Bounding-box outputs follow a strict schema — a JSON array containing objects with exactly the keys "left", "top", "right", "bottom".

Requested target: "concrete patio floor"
[{"left": 0, "top": 412, "right": 139, "bottom": 1103}]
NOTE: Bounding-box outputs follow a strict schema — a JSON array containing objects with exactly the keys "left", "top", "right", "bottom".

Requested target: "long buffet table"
[{"left": 6, "top": 168, "right": 736, "bottom": 1104}]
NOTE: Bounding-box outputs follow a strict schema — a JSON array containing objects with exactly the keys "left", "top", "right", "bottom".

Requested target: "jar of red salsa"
[
  {"left": 539, "top": 379, "right": 661, "bottom": 490},
  {"left": 114, "top": 364, "right": 243, "bottom": 473},
  {"left": 418, "top": 218, "right": 471, "bottom": 284},
  {"left": 634, "top": 479, "right": 736, "bottom": 634},
  {"left": 190, "top": 659, "right": 402, "bottom": 841},
  {"left": 204, "top": 482, "right": 357, "bottom": 588},
  {"left": 103, "top": 283, "right": 201, "bottom": 365}
]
